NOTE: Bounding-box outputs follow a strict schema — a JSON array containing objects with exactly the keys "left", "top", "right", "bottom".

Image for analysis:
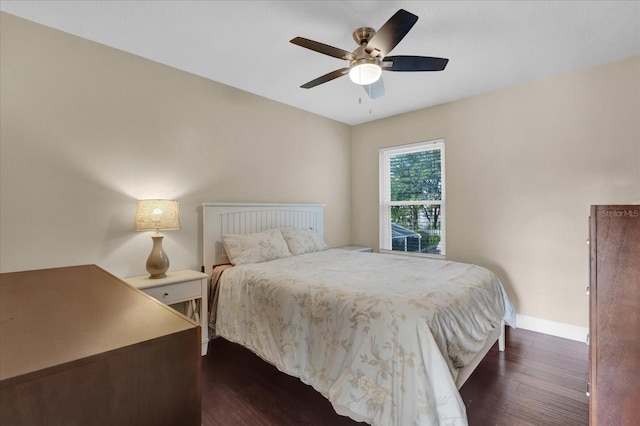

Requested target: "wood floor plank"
[{"left": 201, "top": 328, "right": 589, "bottom": 425}]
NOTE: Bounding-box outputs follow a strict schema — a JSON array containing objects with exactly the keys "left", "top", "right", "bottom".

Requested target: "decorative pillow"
[
  {"left": 222, "top": 228, "right": 291, "bottom": 265},
  {"left": 280, "top": 227, "right": 328, "bottom": 256}
]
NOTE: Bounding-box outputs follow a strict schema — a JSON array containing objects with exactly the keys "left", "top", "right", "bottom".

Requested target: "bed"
[{"left": 202, "top": 203, "right": 515, "bottom": 426}]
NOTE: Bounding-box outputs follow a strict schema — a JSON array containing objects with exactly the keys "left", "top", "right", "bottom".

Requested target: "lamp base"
[{"left": 146, "top": 234, "right": 169, "bottom": 279}]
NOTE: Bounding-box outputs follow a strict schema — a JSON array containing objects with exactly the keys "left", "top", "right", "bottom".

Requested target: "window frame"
[{"left": 378, "top": 138, "right": 446, "bottom": 258}]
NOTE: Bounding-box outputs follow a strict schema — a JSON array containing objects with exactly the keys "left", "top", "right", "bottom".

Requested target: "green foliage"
[
  {"left": 390, "top": 149, "right": 442, "bottom": 232},
  {"left": 390, "top": 150, "right": 441, "bottom": 202},
  {"left": 416, "top": 230, "right": 440, "bottom": 247}
]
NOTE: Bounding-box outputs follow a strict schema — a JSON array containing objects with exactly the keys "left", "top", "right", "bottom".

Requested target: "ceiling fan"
[{"left": 290, "top": 9, "right": 449, "bottom": 99}]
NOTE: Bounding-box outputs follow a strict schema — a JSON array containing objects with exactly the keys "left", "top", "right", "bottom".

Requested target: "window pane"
[
  {"left": 390, "top": 149, "right": 441, "bottom": 202},
  {"left": 380, "top": 139, "right": 445, "bottom": 258},
  {"left": 390, "top": 205, "right": 443, "bottom": 255}
]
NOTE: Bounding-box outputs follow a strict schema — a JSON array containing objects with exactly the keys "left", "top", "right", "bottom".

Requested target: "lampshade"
[
  {"left": 134, "top": 199, "right": 181, "bottom": 232},
  {"left": 349, "top": 62, "right": 382, "bottom": 85}
]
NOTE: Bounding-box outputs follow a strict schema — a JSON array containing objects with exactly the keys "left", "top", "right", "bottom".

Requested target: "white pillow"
[
  {"left": 222, "top": 228, "right": 291, "bottom": 265},
  {"left": 280, "top": 227, "right": 328, "bottom": 255}
]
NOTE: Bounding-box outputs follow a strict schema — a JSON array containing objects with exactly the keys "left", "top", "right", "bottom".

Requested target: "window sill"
[{"left": 379, "top": 249, "right": 445, "bottom": 260}]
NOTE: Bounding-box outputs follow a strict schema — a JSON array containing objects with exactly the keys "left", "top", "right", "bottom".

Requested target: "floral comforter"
[{"left": 212, "top": 249, "right": 515, "bottom": 426}]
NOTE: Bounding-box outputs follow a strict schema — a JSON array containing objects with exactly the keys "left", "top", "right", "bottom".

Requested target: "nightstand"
[
  {"left": 124, "top": 269, "right": 209, "bottom": 356},
  {"left": 337, "top": 245, "right": 373, "bottom": 253}
]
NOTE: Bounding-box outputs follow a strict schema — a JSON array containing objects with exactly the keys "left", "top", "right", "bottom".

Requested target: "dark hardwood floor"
[{"left": 201, "top": 328, "right": 589, "bottom": 425}]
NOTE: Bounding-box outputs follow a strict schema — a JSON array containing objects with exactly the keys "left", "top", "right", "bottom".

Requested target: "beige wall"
[
  {"left": 2, "top": 12, "right": 639, "bottom": 329},
  {"left": 0, "top": 13, "right": 352, "bottom": 278},
  {"left": 352, "top": 56, "right": 640, "bottom": 327}
]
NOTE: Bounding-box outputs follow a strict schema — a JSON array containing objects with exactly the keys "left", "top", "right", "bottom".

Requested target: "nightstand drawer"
[{"left": 143, "top": 279, "right": 201, "bottom": 304}]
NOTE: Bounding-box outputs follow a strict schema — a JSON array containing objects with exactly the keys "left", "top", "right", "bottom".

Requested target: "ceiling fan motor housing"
[{"left": 352, "top": 27, "right": 376, "bottom": 45}]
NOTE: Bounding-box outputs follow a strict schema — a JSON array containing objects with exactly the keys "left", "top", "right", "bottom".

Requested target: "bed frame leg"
[{"left": 498, "top": 321, "right": 506, "bottom": 352}]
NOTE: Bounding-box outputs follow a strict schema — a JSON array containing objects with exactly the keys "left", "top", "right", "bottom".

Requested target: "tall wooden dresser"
[
  {"left": 0, "top": 265, "right": 201, "bottom": 425},
  {"left": 589, "top": 205, "right": 640, "bottom": 425}
]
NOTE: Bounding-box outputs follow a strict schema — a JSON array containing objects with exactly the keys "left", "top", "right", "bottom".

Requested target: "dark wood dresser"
[
  {"left": 0, "top": 265, "right": 201, "bottom": 425},
  {"left": 589, "top": 205, "right": 640, "bottom": 425}
]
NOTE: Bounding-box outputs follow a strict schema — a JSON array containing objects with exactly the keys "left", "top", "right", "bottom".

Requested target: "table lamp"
[{"left": 134, "top": 199, "right": 181, "bottom": 278}]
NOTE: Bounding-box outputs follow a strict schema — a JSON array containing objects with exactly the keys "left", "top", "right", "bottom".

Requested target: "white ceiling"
[{"left": 1, "top": 1, "right": 639, "bottom": 125}]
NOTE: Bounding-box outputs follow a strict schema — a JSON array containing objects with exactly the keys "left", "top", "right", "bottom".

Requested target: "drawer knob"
[{"left": 163, "top": 292, "right": 169, "bottom": 297}]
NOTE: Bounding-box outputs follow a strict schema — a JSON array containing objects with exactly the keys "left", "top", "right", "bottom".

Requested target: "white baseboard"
[{"left": 516, "top": 314, "right": 589, "bottom": 343}]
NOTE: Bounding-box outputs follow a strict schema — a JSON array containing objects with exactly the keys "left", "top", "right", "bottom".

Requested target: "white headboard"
[{"left": 202, "top": 203, "right": 324, "bottom": 271}]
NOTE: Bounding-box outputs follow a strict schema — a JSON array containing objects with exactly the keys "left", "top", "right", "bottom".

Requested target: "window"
[{"left": 379, "top": 139, "right": 445, "bottom": 257}]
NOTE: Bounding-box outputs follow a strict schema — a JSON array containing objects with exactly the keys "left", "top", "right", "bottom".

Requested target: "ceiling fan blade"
[
  {"left": 366, "top": 9, "right": 418, "bottom": 58},
  {"left": 290, "top": 37, "right": 355, "bottom": 61},
  {"left": 363, "top": 77, "right": 385, "bottom": 99},
  {"left": 382, "top": 56, "right": 449, "bottom": 72},
  {"left": 300, "top": 68, "right": 350, "bottom": 89}
]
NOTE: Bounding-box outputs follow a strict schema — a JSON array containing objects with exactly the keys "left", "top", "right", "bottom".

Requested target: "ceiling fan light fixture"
[{"left": 349, "top": 62, "right": 382, "bottom": 85}]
